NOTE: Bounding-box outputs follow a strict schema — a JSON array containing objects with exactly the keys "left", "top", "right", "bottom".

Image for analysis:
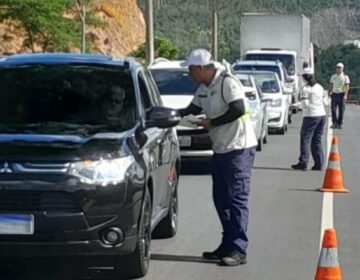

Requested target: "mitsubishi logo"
[{"left": 0, "top": 162, "right": 13, "bottom": 173}]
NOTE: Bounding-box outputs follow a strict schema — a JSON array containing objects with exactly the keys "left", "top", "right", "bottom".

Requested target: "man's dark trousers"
[
  {"left": 211, "top": 147, "right": 256, "bottom": 255},
  {"left": 331, "top": 93, "right": 345, "bottom": 126},
  {"left": 299, "top": 116, "right": 326, "bottom": 169}
]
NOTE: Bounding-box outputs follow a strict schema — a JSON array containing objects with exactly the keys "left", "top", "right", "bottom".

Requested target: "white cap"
[
  {"left": 184, "top": 49, "right": 213, "bottom": 67},
  {"left": 336, "top": 62, "right": 344, "bottom": 68},
  {"left": 302, "top": 67, "right": 314, "bottom": 75}
]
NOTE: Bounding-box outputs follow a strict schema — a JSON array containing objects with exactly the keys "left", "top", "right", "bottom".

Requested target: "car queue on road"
[
  {"left": 0, "top": 51, "right": 301, "bottom": 280},
  {"left": 150, "top": 55, "right": 299, "bottom": 162}
]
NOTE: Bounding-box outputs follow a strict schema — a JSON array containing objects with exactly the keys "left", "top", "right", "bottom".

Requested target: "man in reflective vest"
[
  {"left": 179, "top": 49, "right": 257, "bottom": 266},
  {"left": 328, "top": 62, "right": 350, "bottom": 129}
]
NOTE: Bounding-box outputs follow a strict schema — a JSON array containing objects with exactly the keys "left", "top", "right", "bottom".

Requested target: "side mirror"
[{"left": 147, "top": 106, "right": 181, "bottom": 128}]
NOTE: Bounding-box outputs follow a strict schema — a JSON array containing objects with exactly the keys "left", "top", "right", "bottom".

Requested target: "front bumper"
[
  {"left": 0, "top": 176, "right": 143, "bottom": 257},
  {"left": 177, "top": 128, "right": 212, "bottom": 159},
  {"left": 267, "top": 110, "right": 285, "bottom": 129}
]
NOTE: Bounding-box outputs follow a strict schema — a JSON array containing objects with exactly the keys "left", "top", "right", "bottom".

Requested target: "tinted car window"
[
  {"left": 151, "top": 69, "right": 199, "bottom": 95},
  {"left": 0, "top": 65, "right": 136, "bottom": 135},
  {"left": 145, "top": 71, "right": 163, "bottom": 106},
  {"left": 138, "top": 72, "right": 153, "bottom": 111},
  {"left": 245, "top": 54, "right": 295, "bottom": 75},
  {"left": 233, "top": 65, "right": 282, "bottom": 80},
  {"left": 251, "top": 73, "right": 280, "bottom": 94}
]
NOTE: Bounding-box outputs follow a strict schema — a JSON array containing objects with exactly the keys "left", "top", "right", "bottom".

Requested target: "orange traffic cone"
[
  {"left": 315, "top": 229, "right": 342, "bottom": 280},
  {"left": 319, "top": 136, "right": 349, "bottom": 193}
]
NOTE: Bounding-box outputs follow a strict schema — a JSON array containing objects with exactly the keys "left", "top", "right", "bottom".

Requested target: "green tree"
[
  {"left": 74, "top": 0, "right": 104, "bottom": 53},
  {"left": 0, "top": 0, "right": 79, "bottom": 52},
  {"left": 316, "top": 44, "right": 360, "bottom": 100},
  {"left": 131, "top": 36, "right": 179, "bottom": 60}
]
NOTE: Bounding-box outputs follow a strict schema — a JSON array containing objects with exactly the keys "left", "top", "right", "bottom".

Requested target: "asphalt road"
[
  {"left": 1, "top": 106, "right": 359, "bottom": 280},
  {"left": 144, "top": 105, "right": 360, "bottom": 280}
]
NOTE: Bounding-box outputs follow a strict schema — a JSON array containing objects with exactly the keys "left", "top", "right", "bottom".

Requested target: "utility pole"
[
  {"left": 145, "top": 0, "right": 155, "bottom": 65},
  {"left": 211, "top": 0, "right": 218, "bottom": 61}
]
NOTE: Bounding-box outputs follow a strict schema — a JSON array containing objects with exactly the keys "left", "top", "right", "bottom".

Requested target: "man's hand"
[
  {"left": 197, "top": 118, "right": 211, "bottom": 130},
  {"left": 328, "top": 91, "right": 332, "bottom": 96},
  {"left": 344, "top": 95, "right": 348, "bottom": 101}
]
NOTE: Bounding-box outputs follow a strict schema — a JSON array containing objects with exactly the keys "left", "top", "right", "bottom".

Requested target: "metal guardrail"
[{"left": 346, "top": 100, "right": 360, "bottom": 105}]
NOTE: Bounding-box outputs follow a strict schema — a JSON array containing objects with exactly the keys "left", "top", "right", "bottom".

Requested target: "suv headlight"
[
  {"left": 270, "top": 99, "right": 282, "bottom": 107},
  {"left": 69, "top": 156, "right": 135, "bottom": 186}
]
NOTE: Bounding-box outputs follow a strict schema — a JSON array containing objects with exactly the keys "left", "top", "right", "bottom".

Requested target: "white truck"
[{"left": 240, "top": 13, "right": 314, "bottom": 111}]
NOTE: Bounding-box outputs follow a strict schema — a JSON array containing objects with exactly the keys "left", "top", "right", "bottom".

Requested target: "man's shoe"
[
  {"left": 311, "top": 166, "right": 322, "bottom": 171},
  {"left": 203, "top": 248, "right": 225, "bottom": 260},
  {"left": 338, "top": 124, "right": 342, "bottom": 129},
  {"left": 291, "top": 163, "right": 307, "bottom": 171},
  {"left": 330, "top": 124, "right": 338, "bottom": 129},
  {"left": 220, "top": 251, "right": 247, "bottom": 266}
]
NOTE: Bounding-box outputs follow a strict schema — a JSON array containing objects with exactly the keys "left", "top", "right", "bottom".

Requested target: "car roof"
[
  {"left": 234, "top": 60, "right": 283, "bottom": 66},
  {"left": 149, "top": 58, "right": 187, "bottom": 70},
  {"left": 0, "top": 53, "right": 140, "bottom": 69},
  {"left": 235, "top": 70, "right": 281, "bottom": 81},
  {"left": 235, "top": 73, "right": 251, "bottom": 79},
  {"left": 246, "top": 49, "right": 297, "bottom": 56},
  {"left": 149, "top": 58, "right": 227, "bottom": 71},
  {"left": 235, "top": 70, "right": 278, "bottom": 75}
]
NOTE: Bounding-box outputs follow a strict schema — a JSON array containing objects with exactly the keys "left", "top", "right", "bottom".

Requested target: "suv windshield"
[
  {"left": 151, "top": 69, "right": 199, "bottom": 95},
  {"left": 0, "top": 65, "right": 137, "bottom": 135},
  {"left": 233, "top": 65, "right": 282, "bottom": 80},
  {"left": 245, "top": 54, "right": 295, "bottom": 75},
  {"left": 241, "top": 73, "right": 280, "bottom": 94}
]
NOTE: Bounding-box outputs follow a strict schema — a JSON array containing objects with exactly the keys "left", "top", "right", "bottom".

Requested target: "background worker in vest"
[
  {"left": 291, "top": 68, "right": 327, "bottom": 171},
  {"left": 328, "top": 62, "right": 350, "bottom": 129},
  {"left": 179, "top": 49, "right": 257, "bottom": 266}
]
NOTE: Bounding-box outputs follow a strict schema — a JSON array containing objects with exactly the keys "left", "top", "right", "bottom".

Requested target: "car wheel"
[
  {"left": 152, "top": 169, "right": 179, "bottom": 239},
  {"left": 256, "top": 138, "right": 262, "bottom": 151},
  {"left": 120, "top": 188, "right": 152, "bottom": 279},
  {"left": 263, "top": 128, "right": 268, "bottom": 144},
  {"left": 279, "top": 124, "right": 286, "bottom": 135}
]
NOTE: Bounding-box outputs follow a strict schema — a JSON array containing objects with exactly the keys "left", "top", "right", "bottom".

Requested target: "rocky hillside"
[
  {"left": 0, "top": 0, "right": 145, "bottom": 57},
  {"left": 311, "top": 8, "right": 360, "bottom": 48}
]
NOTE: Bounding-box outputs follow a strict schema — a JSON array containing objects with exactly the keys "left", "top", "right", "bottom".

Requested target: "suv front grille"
[{"left": 0, "top": 191, "right": 80, "bottom": 212}]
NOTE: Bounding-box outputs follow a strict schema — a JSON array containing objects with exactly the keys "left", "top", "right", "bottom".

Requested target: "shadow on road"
[
  {"left": 288, "top": 188, "right": 319, "bottom": 192},
  {"left": 151, "top": 254, "right": 218, "bottom": 264},
  {"left": 253, "top": 166, "right": 294, "bottom": 171},
  {"left": 180, "top": 161, "right": 211, "bottom": 175}
]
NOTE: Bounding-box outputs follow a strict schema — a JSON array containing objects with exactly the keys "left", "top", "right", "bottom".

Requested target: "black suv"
[{"left": 0, "top": 53, "right": 181, "bottom": 279}]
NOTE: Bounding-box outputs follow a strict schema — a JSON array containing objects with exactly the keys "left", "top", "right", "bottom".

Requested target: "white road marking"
[{"left": 319, "top": 114, "right": 334, "bottom": 251}]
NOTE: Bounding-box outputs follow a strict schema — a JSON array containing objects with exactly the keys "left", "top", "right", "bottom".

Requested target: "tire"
[
  {"left": 279, "top": 124, "right": 286, "bottom": 135},
  {"left": 263, "top": 128, "right": 268, "bottom": 144},
  {"left": 256, "top": 138, "right": 262, "bottom": 151},
  {"left": 120, "top": 188, "right": 152, "bottom": 279},
  {"left": 152, "top": 169, "right": 179, "bottom": 239}
]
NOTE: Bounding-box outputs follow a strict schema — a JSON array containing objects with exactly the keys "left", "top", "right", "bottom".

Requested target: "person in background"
[
  {"left": 179, "top": 49, "right": 257, "bottom": 266},
  {"left": 328, "top": 62, "right": 350, "bottom": 129},
  {"left": 291, "top": 68, "right": 327, "bottom": 171}
]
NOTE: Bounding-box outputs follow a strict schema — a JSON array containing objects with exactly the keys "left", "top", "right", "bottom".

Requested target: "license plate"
[
  {"left": 0, "top": 214, "right": 34, "bottom": 235},
  {"left": 178, "top": 136, "right": 191, "bottom": 147}
]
